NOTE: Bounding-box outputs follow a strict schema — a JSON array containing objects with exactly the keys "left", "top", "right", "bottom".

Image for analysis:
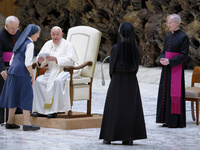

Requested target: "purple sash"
[
  {"left": 3, "top": 52, "right": 13, "bottom": 62},
  {"left": 165, "top": 51, "right": 182, "bottom": 114}
]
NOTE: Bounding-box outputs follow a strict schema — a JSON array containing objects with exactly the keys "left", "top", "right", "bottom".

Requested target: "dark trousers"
[
  {"left": 0, "top": 76, "right": 8, "bottom": 123},
  {"left": 0, "top": 107, "right": 8, "bottom": 123}
]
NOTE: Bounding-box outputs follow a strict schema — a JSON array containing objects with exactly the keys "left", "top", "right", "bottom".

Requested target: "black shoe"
[
  {"left": 103, "top": 140, "right": 111, "bottom": 144},
  {"left": 162, "top": 124, "right": 168, "bottom": 127},
  {"left": 47, "top": 113, "right": 57, "bottom": 118},
  {"left": 31, "top": 112, "right": 47, "bottom": 117},
  {"left": 168, "top": 125, "right": 177, "bottom": 128},
  {"left": 23, "top": 124, "right": 40, "bottom": 131},
  {"left": 6, "top": 123, "right": 20, "bottom": 129},
  {"left": 122, "top": 140, "right": 133, "bottom": 145}
]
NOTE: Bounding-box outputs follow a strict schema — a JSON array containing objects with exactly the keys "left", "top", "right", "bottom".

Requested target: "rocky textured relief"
[{"left": 14, "top": 0, "right": 200, "bottom": 68}]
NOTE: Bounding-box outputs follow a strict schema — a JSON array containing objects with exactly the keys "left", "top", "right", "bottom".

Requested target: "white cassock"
[{"left": 32, "top": 38, "right": 80, "bottom": 115}]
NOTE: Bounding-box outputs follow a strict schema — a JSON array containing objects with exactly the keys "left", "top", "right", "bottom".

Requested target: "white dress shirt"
[{"left": 10, "top": 37, "right": 34, "bottom": 66}]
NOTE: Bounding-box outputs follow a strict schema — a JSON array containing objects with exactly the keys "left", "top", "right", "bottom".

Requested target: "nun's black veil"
[{"left": 116, "top": 22, "right": 139, "bottom": 71}]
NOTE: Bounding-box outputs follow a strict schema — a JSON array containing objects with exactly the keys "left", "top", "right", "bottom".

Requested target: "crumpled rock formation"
[
  {"left": 13, "top": 0, "right": 200, "bottom": 68},
  {"left": 0, "top": 14, "right": 5, "bottom": 29}
]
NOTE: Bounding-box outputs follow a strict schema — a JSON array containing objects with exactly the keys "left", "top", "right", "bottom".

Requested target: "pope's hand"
[
  {"left": 46, "top": 56, "right": 57, "bottom": 63},
  {"left": 38, "top": 56, "right": 45, "bottom": 64}
]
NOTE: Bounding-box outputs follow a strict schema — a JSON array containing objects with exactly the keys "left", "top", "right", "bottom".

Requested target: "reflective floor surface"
[{"left": 0, "top": 64, "right": 199, "bottom": 150}]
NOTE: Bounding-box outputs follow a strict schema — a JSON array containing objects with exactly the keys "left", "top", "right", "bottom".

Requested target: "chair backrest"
[
  {"left": 191, "top": 66, "right": 200, "bottom": 86},
  {"left": 66, "top": 26, "right": 102, "bottom": 78}
]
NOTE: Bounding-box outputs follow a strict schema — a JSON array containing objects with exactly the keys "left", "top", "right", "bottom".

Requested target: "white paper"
[{"left": 38, "top": 53, "right": 50, "bottom": 58}]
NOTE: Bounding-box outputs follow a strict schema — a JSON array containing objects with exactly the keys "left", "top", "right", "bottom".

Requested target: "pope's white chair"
[{"left": 64, "top": 26, "right": 102, "bottom": 118}]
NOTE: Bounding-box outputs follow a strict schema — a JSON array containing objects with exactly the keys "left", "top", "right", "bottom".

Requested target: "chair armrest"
[
  {"left": 32, "top": 62, "right": 37, "bottom": 69},
  {"left": 64, "top": 61, "right": 93, "bottom": 73},
  {"left": 64, "top": 61, "right": 93, "bottom": 87},
  {"left": 32, "top": 62, "right": 49, "bottom": 79}
]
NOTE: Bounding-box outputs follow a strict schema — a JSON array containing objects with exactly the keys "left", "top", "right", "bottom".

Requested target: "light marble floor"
[{"left": 0, "top": 64, "right": 199, "bottom": 150}]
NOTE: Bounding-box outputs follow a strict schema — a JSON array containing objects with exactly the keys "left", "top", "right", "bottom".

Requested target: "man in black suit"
[{"left": 0, "top": 16, "right": 21, "bottom": 124}]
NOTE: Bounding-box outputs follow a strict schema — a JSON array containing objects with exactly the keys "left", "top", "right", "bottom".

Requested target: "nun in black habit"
[{"left": 99, "top": 22, "right": 147, "bottom": 145}]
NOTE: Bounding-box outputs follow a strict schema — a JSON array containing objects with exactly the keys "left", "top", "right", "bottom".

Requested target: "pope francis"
[{"left": 31, "top": 26, "right": 80, "bottom": 118}]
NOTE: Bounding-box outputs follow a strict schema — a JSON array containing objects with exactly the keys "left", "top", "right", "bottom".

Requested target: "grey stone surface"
[{"left": 0, "top": 63, "right": 198, "bottom": 150}]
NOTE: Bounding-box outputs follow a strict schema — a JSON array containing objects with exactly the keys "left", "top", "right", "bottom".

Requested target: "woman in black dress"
[{"left": 99, "top": 22, "right": 147, "bottom": 145}]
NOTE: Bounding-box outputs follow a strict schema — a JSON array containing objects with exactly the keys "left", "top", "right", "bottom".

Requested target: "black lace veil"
[{"left": 116, "top": 22, "right": 139, "bottom": 71}]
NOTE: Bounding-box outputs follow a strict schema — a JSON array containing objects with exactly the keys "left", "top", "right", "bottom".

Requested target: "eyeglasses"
[
  {"left": 10, "top": 27, "right": 20, "bottom": 31},
  {"left": 8, "top": 25, "right": 20, "bottom": 31},
  {"left": 166, "top": 21, "right": 177, "bottom": 26}
]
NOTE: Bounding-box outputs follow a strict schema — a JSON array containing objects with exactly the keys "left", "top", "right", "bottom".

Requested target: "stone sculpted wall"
[{"left": 2, "top": 0, "right": 200, "bottom": 68}]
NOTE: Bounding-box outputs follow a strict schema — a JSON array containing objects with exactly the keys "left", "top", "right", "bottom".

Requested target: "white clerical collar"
[
  {"left": 172, "top": 28, "right": 180, "bottom": 34},
  {"left": 28, "top": 37, "right": 33, "bottom": 42}
]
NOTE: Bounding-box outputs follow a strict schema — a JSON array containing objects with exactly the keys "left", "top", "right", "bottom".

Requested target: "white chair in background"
[{"left": 64, "top": 26, "right": 102, "bottom": 117}]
